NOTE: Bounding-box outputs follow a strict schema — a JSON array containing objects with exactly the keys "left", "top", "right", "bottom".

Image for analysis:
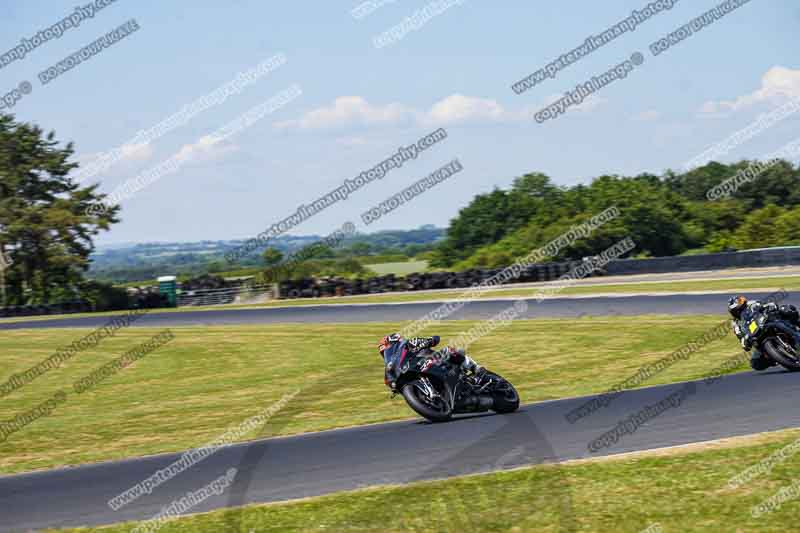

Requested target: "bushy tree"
[
  {"left": 0, "top": 114, "right": 118, "bottom": 304},
  {"left": 431, "top": 173, "right": 565, "bottom": 267},
  {"left": 725, "top": 204, "right": 800, "bottom": 250},
  {"left": 774, "top": 206, "right": 800, "bottom": 244},
  {"left": 262, "top": 247, "right": 283, "bottom": 267}
]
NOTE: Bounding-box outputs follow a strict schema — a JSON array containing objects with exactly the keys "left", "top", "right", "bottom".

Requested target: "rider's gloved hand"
[
  {"left": 741, "top": 336, "right": 752, "bottom": 351},
  {"left": 441, "top": 346, "right": 464, "bottom": 364}
]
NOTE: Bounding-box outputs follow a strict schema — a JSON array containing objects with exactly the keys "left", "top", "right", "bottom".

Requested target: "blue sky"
[{"left": 1, "top": 0, "right": 798, "bottom": 244}]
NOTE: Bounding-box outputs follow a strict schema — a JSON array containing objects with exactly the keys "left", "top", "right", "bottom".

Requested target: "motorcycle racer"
[
  {"left": 378, "top": 333, "right": 483, "bottom": 391},
  {"left": 728, "top": 295, "right": 800, "bottom": 370}
]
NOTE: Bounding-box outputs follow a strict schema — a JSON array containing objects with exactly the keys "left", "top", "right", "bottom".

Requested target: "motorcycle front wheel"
[
  {"left": 402, "top": 377, "right": 453, "bottom": 422},
  {"left": 485, "top": 371, "right": 520, "bottom": 414},
  {"left": 763, "top": 335, "right": 800, "bottom": 371}
]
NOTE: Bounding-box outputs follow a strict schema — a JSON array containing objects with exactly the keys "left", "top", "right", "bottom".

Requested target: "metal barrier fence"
[
  {"left": 607, "top": 246, "right": 800, "bottom": 275},
  {"left": 176, "top": 284, "right": 276, "bottom": 307}
]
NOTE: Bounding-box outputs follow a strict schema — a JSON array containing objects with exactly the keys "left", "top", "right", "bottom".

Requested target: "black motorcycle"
[
  {"left": 384, "top": 341, "right": 520, "bottom": 422},
  {"left": 743, "top": 308, "right": 800, "bottom": 371}
]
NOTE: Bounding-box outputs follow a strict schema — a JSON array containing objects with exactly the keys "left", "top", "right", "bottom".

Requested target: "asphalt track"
[
  {"left": 0, "top": 290, "right": 794, "bottom": 330},
  {"left": 2, "top": 367, "right": 800, "bottom": 531}
]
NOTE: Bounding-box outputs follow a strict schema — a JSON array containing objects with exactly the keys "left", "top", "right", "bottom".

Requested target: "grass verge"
[
  {"left": 1, "top": 315, "right": 750, "bottom": 475},
  {"left": 48, "top": 428, "right": 800, "bottom": 532},
  {"left": 365, "top": 259, "right": 429, "bottom": 275}
]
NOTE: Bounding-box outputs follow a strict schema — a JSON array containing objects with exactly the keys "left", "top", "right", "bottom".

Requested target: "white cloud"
[
  {"left": 174, "top": 135, "right": 237, "bottom": 163},
  {"left": 276, "top": 92, "right": 607, "bottom": 131},
  {"left": 274, "top": 96, "right": 413, "bottom": 130},
  {"left": 335, "top": 136, "right": 372, "bottom": 147},
  {"left": 419, "top": 94, "right": 513, "bottom": 125},
  {"left": 72, "top": 152, "right": 101, "bottom": 167},
  {"left": 700, "top": 66, "right": 800, "bottom": 115},
  {"left": 74, "top": 143, "right": 154, "bottom": 174},
  {"left": 119, "top": 143, "right": 153, "bottom": 161},
  {"left": 632, "top": 110, "right": 661, "bottom": 121}
]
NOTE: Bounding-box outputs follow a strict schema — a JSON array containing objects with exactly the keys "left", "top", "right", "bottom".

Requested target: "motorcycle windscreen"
[{"left": 383, "top": 343, "right": 403, "bottom": 366}]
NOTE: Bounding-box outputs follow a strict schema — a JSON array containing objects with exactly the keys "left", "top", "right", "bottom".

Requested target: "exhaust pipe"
[{"left": 459, "top": 394, "right": 494, "bottom": 412}]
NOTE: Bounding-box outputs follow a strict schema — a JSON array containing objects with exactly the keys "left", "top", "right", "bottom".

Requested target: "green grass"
[
  {"left": 4, "top": 273, "right": 798, "bottom": 325},
  {"left": 557, "top": 275, "right": 799, "bottom": 295},
  {"left": 115, "top": 279, "right": 158, "bottom": 288},
  {"left": 48, "top": 428, "right": 800, "bottom": 532},
  {"left": 365, "top": 260, "right": 429, "bottom": 275},
  {"left": 0, "top": 315, "right": 751, "bottom": 475}
]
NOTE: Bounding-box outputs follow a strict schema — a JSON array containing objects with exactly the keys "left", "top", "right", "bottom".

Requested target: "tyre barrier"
[
  {"left": 0, "top": 300, "right": 93, "bottom": 318},
  {"left": 277, "top": 259, "right": 600, "bottom": 299},
  {"left": 0, "top": 291, "right": 172, "bottom": 318}
]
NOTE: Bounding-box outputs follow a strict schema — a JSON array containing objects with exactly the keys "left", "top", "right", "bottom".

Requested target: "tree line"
[{"left": 429, "top": 161, "right": 800, "bottom": 270}]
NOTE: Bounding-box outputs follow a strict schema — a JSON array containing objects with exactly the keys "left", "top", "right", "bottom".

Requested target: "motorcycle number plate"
[{"left": 749, "top": 321, "right": 758, "bottom": 334}]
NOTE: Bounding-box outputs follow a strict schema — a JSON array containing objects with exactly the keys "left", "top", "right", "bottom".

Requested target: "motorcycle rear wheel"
[
  {"left": 763, "top": 335, "right": 800, "bottom": 371},
  {"left": 402, "top": 378, "right": 453, "bottom": 422}
]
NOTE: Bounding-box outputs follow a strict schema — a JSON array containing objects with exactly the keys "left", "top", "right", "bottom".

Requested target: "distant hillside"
[{"left": 89, "top": 226, "right": 445, "bottom": 284}]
